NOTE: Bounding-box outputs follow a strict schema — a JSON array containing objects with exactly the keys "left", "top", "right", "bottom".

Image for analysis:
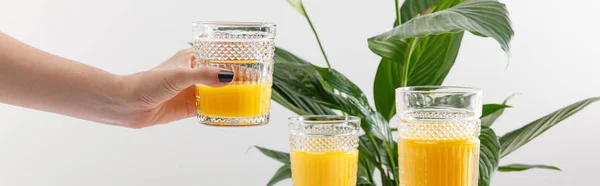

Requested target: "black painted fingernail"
[{"left": 218, "top": 70, "right": 234, "bottom": 82}]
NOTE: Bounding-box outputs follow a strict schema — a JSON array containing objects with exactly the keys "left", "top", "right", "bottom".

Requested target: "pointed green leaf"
[
  {"left": 373, "top": 0, "right": 477, "bottom": 121},
  {"left": 481, "top": 94, "right": 517, "bottom": 127},
  {"left": 273, "top": 47, "right": 391, "bottom": 142},
  {"left": 500, "top": 97, "right": 600, "bottom": 157},
  {"left": 498, "top": 164, "right": 561, "bottom": 172},
  {"left": 273, "top": 47, "right": 336, "bottom": 115},
  {"left": 273, "top": 62, "right": 339, "bottom": 110},
  {"left": 374, "top": 59, "right": 402, "bottom": 120},
  {"left": 357, "top": 176, "right": 375, "bottom": 185},
  {"left": 479, "top": 126, "right": 501, "bottom": 186},
  {"left": 369, "top": 0, "right": 514, "bottom": 58},
  {"left": 285, "top": 0, "right": 306, "bottom": 17},
  {"left": 266, "top": 165, "right": 292, "bottom": 186},
  {"left": 369, "top": 38, "right": 410, "bottom": 62},
  {"left": 317, "top": 68, "right": 393, "bottom": 142},
  {"left": 482, "top": 104, "right": 511, "bottom": 117},
  {"left": 314, "top": 67, "right": 369, "bottom": 105},
  {"left": 399, "top": 0, "right": 440, "bottom": 24},
  {"left": 406, "top": 33, "right": 464, "bottom": 86},
  {"left": 359, "top": 135, "right": 399, "bottom": 184},
  {"left": 357, "top": 158, "right": 375, "bottom": 186},
  {"left": 276, "top": 62, "right": 391, "bottom": 141},
  {"left": 274, "top": 47, "right": 311, "bottom": 65},
  {"left": 373, "top": 32, "right": 464, "bottom": 121},
  {"left": 397, "top": 0, "right": 464, "bottom": 26},
  {"left": 481, "top": 104, "right": 511, "bottom": 127},
  {"left": 359, "top": 135, "right": 389, "bottom": 168},
  {"left": 270, "top": 91, "right": 310, "bottom": 115},
  {"left": 357, "top": 151, "right": 377, "bottom": 186},
  {"left": 254, "top": 146, "right": 290, "bottom": 164},
  {"left": 347, "top": 99, "right": 392, "bottom": 143}
]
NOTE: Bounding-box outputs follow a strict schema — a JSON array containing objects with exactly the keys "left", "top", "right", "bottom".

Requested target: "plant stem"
[
  {"left": 382, "top": 141, "right": 399, "bottom": 185},
  {"left": 303, "top": 5, "right": 332, "bottom": 68},
  {"left": 401, "top": 38, "right": 420, "bottom": 87},
  {"left": 395, "top": 0, "right": 401, "bottom": 26},
  {"left": 364, "top": 160, "right": 376, "bottom": 184},
  {"left": 368, "top": 135, "right": 388, "bottom": 178}
]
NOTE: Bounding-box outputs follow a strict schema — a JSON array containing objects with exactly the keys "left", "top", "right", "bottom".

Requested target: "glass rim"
[
  {"left": 191, "top": 21, "right": 276, "bottom": 28},
  {"left": 395, "top": 86, "right": 481, "bottom": 94},
  {"left": 288, "top": 115, "right": 361, "bottom": 124}
]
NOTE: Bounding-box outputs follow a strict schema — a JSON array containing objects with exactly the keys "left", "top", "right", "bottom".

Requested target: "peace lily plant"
[{"left": 249, "top": 0, "right": 599, "bottom": 185}]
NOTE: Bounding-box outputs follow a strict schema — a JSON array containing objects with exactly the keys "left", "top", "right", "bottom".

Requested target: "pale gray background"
[{"left": 1, "top": 0, "right": 599, "bottom": 185}]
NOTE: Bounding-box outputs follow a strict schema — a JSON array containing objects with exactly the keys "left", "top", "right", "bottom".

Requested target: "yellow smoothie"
[
  {"left": 195, "top": 83, "right": 272, "bottom": 118},
  {"left": 291, "top": 150, "right": 359, "bottom": 186},
  {"left": 398, "top": 138, "right": 479, "bottom": 186}
]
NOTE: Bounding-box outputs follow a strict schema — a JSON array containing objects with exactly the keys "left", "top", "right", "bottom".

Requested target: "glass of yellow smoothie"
[
  {"left": 192, "top": 22, "right": 275, "bottom": 126},
  {"left": 289, "top": 115, "right": 360, "bottom": 186},
  {"left": 396, "top": 86, "right": 482, "bottom": 186}
]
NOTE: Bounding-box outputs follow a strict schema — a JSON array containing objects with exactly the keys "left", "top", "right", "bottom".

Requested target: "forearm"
[{"left": 0, "top": 33, "right": 131, "bottom": 125}]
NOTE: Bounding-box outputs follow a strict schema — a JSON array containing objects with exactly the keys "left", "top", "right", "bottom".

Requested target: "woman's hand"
[
  {"left": 118, "top": 48, "right": 233, "bottom": 128},
  {"left": 0, "top": 33, "right": 227, "bottom": 128}
]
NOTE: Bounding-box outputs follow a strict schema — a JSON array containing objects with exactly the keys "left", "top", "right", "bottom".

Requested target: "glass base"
[{"left": 197, "top": 112, "right": 270, "bottom": 127}]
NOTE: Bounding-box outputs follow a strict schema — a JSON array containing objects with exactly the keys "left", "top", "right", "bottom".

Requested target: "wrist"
[{"left": 100, "top": 73, "right": 140, "bottom": 126}]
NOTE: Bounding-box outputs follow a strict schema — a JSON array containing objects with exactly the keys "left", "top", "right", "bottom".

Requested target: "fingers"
[
  {"left": 154, "top": 48, "right": 234, "bottom": 94},
  {"left": 135, "top": 67, "right": 233, "bottom": 105},
  {"left": 183, "top": 66, "right": 234, "bottom": 88},
  {"left": 154, "top": 48, "right": 195, "bottom": 69}
]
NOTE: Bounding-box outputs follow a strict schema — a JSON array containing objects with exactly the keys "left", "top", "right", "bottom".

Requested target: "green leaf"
[
  {"left": 500, "top": 97, "right": 600, "bottom": 157},
  {"left": 275, "top": 47, "right": 366, "bottom": 109},
  {"left": 397, "top": 0, "right": 464, "bottom": 26},
  {"left": 498, "top": 164, "right": 561, "bottom": 172},
  {"left": 369, "top": 0, "right": 514, "bottom": 57},
  {"left": 270, "top": 90, "right": 310, "bottom": 115},
  {"left": 273, "top": 63, "right": 338, "bottom": 110},
  {"left": 266, "top": 165, "right": 292, "bottom": 186},
  {"left": 254, "top": 146, "right": 290, "bottom": 165},
  {"left": 481, "top": 104, "right": 510, "bottom": 118},
  {"left": 481, "top": 94, "right": 517, "bottom": 127},
  {"left": 373, "top": 0, "right": 470, "bottom": 121},
  {"left": 359, "top": 135, "right": 399, "bottom": 184},
  {"left": 314, "top": 67, "right": 369, "bottom": 105},
  {"left": 274, "top": 47, "right": 311, "bottom": 65},
  {"left": 399, "top": 0, "right": 439, "bottom": 24},
  {"left": 373, "top": 59, "right": 401, "bottom": 120},
  {"left": 357, "top": 155, "right": 376, "bottom": 186},
  {"left": 404, "top": 33, "right": 464, "bottom": 86},
  {"left": 272, "top": 48, "right": 336, "bottom": 115},
  {"left": 373, "top": 32, "right": 464, "bottom": 121},
  {"left": 357, "top": 176, "right": 376, "bottom": 186},
  {"left": 357, "top": 158, "right": 375, "bottom": 186},
  {"left": 317, "top": 68, "right": 394, "bottom": 142},
  {"left": 348, "top": 99, "right": 392, "bottom": 143},
  {"left": 479, "top": 126, "right": 501, "bottom": 186},
  {"left": 277, "top": 62, "right": 392, "bottom": 141},
  {"left": 359, "top": 135, "right": 389, "bottom": 169},
  {"left": 481, "top": 104, "right": 511, "bottom": 127},
  {"left": 482, "top": 104, "right": 510, "bottom": 117},
  {"left": 285, "top": 0, "right": 306, "bottom": 17},
  {"left": 273, "top": 48, "right": 392, "bottom": 142}
]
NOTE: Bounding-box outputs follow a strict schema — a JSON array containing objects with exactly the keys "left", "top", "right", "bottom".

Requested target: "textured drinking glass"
[
  {"left": 192, "top": 21, "right": 275, "bottom": 126},
  {"left": 289, "top": 115, "right": 360, "bottom": 186},
  {"left": 396, "top": 86, "right": 482, "bottom": 186}
]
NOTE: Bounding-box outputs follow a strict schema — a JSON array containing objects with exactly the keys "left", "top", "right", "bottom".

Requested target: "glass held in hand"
[{"left": 192, "top": 21, "right": 276, "bottom": 126}]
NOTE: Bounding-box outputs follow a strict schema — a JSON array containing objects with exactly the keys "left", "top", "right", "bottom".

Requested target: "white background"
[{"left": 1, "top": 0, "right": 599, "bottom": 185}]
